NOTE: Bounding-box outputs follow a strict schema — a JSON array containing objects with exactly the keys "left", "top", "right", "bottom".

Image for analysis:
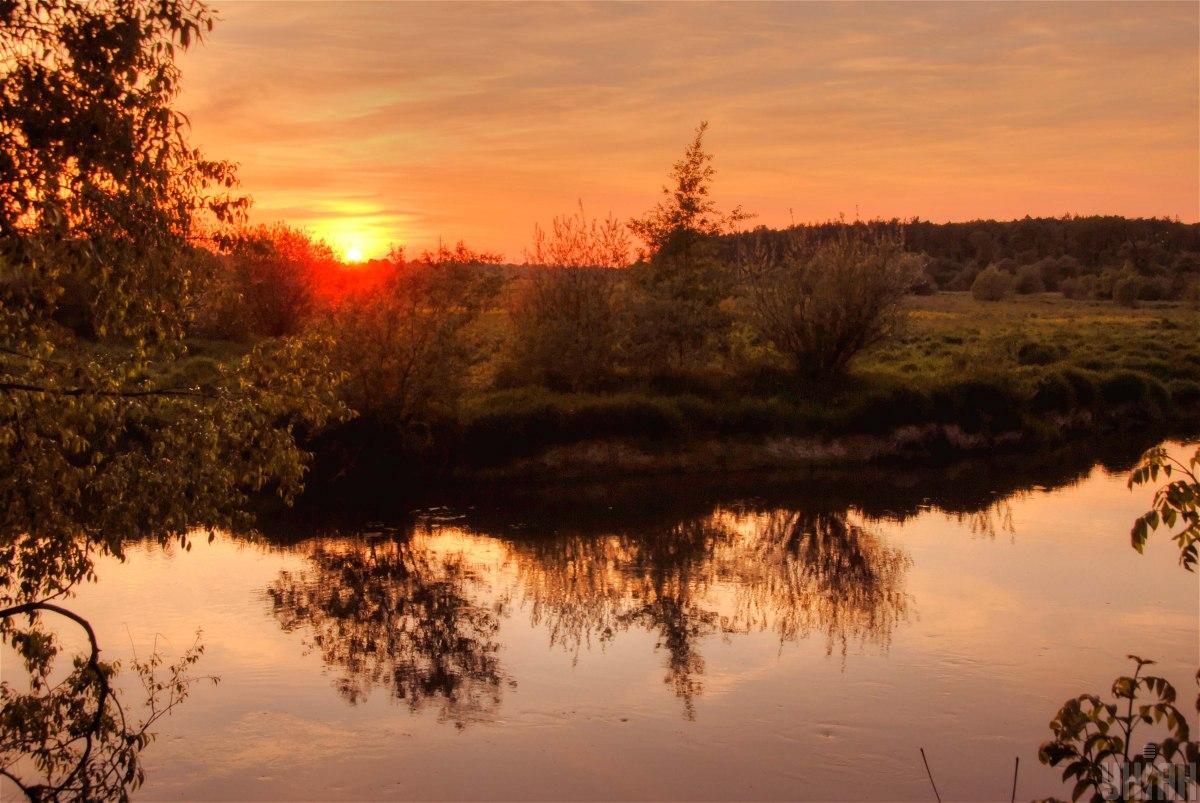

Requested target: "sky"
[{"left": 178, "top": 1, "right": 1200, "bottom": 261}]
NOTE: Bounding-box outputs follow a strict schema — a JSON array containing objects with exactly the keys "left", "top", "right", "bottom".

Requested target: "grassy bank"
[{"left": 299, "top": 293, "right": 1198, "bottom": 483}]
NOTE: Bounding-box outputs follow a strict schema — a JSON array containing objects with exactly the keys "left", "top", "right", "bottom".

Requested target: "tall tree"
[
  {"left": 625, "top": 122, "right": 751, "bottom": 374},
  {"left": 0, "top": 2, "right": 344, "bottom": 798}
]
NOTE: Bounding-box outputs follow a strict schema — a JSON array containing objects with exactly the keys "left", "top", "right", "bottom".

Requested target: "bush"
[
  {"left": 931, "top": 374, "right": 1026, "bottom": 432},
  {"left": 1112, "top": 274, "right": 1144, "bottom": 308},
  {"left": 736, "top": 226, "right": 921, "bottom": 376},
  {"left": 1013, "top": 263, "right": 1045, "bottom": 294},
  {"left": 971, "top": 265, "right": 1014, "bottom": 301},
  {"left": 1031, "top": 371, "right": 1076, "bottom": 414},
  {"left": 508, "top": 267, "right": 623, "bottom": 392},
  {"left": 1059, "top": 368, "right": 1100, "bottom": 407},
  {"left": 844, "top": 384, "right": 934, "bottom": 434},
  {"left": 1059, "top": 275, "right": 1097, "bottom": 300},
  {"left": 1184, "top": 278, "right": 1200, "bottom": 311},
  {"left": 333, "top": 262, "right": 498, "bottom": 429},
  {"left": 228, "top": 224, "right": 331, "bottom": 337},
  {"left": 1016, "top": 340, "right": 1065, "bottom": 366},
  {"left": 506, "top": 207, "right": 629, "bottom": 391}
]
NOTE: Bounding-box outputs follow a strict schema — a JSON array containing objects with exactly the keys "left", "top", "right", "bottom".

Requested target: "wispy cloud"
[{"left": 180, "top": 1, "right": 1199, "bottom": 258}]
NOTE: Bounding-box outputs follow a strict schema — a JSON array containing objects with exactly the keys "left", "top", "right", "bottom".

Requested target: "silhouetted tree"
[
  {"left": 508, "top": 204, "right": 629, "bottom": 390},
  {"left": 0, "top": 2, "right": 345, "bottom": 797},
  {"left": 736, "top": 225, "right": 921, "bottom": 377}
]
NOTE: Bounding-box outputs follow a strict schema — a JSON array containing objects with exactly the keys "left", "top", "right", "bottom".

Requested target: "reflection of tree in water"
[
  {"left": 729, "top": 510, "right": 911, "bottom": 655},
  {"left": 508, "top": 508, "right": 910, "bottom": 719},
  {"left": 267, "top": 534, "right": 507, "bottom": 727},
  {"left": 953, "top": 497, "right": 1016, "bottom": 539}
]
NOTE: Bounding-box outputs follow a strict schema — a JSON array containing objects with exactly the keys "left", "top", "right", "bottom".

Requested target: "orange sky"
[{"left": 178, "top": 1, "right": 1200, "bottom": 261}]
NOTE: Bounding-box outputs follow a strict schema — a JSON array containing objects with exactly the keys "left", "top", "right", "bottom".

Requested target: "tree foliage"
[
  {"left": 1128, "top": 444, "right": 1199, "bottom": 571},
  {"left": 0, "top": 1, "right": 345, "bottom": 797},
  {"left": 331, "top": 254, "right": 498, "bottom": 431},
  {"left": 737, "top": 225, "right": 921, "bottom": 377},
  {"left": 628, "top": 121, "right": 749, "bottom": 258},
  {"left": 508, "top": 205, "right": 629, "bottom": 391},
  {"left": 1038, "top": 656, "right": 1197, "bottom": 803}
]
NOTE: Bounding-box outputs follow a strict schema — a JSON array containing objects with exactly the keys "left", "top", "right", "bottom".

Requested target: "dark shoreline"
[{"left": 268, "top": 426, "right": 1195, "bottom": 539}]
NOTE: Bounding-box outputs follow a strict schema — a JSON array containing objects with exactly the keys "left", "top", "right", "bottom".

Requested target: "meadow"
[{"left": 285, "top": 290, "right": 1200, "bottom": 485}]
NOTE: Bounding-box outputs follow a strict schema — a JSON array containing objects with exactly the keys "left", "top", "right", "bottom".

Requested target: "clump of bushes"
[
  {"left": 1016, "top": 340, "right": 1065, "bottom": 366},
  {"left": 1059, "top": 275, "right": 1097, "bottom": 300},
  {"left": 331, "top": 256, "right": 499, "bottom": 432},
  {"left": 1112, "top": 273, "right": 1144, "bottom": 308},
  {"left": 737, "top": 226, "right": 922, "bottom": 376},
  {"left": 971, "top": 265, "right": 1014, "bottom": 301},
  {"left": 506, "top": 206, "right": 630, "bottom": 391},
  {"left": 1013, "top": 263, "right": 1045, "bottom": 294}
]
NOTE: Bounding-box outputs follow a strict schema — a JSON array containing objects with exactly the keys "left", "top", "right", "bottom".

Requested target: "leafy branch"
[{"left": 1128, "top": 444, "right": 1199, "bottom": 571}]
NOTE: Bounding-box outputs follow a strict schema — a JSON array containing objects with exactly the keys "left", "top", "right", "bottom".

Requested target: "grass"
[
  {"left": 183, "top": 291, "right": 1200, "bottom": 477},
  {"left": 453, "top": 293, "right": 1200, "bottom": 471}
]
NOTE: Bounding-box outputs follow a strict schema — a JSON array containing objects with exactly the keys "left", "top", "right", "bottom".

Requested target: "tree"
[
  {"left": 1037, "top": 447, "right": 1200, "bottom": 802},
  {"left": 628, "top": 121, "right": 749, "bottom": 258},
  {"left": 736, "top": 225, "right": 921, "bottom": 377},
  {"left": 625, "top": 123, "right": 751, "bottom": 375},
  {"left": 971, "top": 265, "right": 1014, "bottom": 301},
  {"left": 1128, "top": 445, "right": 1199, "bottom": 572},
  {"left": 331, "top": 247, "right": 498, "bottom": 434},
  {"left": 1038, "top": 656, "right": 1197, "bottom": 803},
  {"left": 507, "top": 204, "right": 629, "bottom": 391},
  {"left": 1112, "top": 273, "right": 1143, "bottom": 308},
  {"left": 228, "top": 224, "right": 334, "bottom": 337},
  {"left": 0, "top": 2, "right": 345, "bottom": 797}
]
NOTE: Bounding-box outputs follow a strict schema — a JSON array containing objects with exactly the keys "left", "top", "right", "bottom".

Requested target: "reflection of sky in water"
[{"left": 10, "top": 444, "right": 1197, "bottom": 801}]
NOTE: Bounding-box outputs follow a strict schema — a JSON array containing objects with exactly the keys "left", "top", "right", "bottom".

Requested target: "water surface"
[{"left": 10, "top": 442, "right": 1198, "bottom": 801}]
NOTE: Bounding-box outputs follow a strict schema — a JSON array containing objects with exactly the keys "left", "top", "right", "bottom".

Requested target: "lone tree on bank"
[
  {"left": 0, "top": 1, "right": 344, "bottom": 798},
  {"left": 626, "top": 122, "right": 752, "bottom": 372}
]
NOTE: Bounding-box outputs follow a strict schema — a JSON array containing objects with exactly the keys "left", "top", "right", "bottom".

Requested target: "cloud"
[{"left": 179, "top": 1, "right": 1199, "bottom": 258}]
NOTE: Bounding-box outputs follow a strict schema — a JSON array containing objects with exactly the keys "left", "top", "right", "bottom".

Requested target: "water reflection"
[
  {"left": 266, "top": 531, "right": 508, "bottom": 727},
  {"left": 258, "top": 435, "right": 1185, "bottom": 726},
  {"left": 268, "top": 502, "right": 912, "bottom": 721}
]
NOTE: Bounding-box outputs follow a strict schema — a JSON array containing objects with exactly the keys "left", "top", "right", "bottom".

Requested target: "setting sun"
[{"left": 344, "top": 245, "right": 363, "bottom": 263}]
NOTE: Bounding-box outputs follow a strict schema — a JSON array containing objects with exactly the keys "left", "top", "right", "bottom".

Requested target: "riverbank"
[
  {"left": 308, "top": 296, "right": 1198, "bottom": 486},
  {"left": 193, "top": 292, "right": 1198, "bottom": 488}
]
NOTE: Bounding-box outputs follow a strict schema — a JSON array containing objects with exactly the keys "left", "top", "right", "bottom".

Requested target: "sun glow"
[{"left": 344, "top": 245, "right": 364, "bottom": 263}]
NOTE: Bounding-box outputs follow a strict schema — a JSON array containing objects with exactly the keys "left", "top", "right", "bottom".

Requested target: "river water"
[{"left": 8, "top": 441, "right": 1198, "bottom": 801}]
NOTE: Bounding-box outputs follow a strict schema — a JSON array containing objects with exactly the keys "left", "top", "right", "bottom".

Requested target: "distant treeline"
[{"left": 722, "top": 215, "right": 1200, "bottom": 299}]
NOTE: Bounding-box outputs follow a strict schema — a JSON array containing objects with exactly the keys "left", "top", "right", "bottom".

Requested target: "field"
[
  {"left": 866, "top": 292, "right": 1199, "bottom": 384},
  {"left": 291, "top": 292, "right": 1196, "bottom": 483}
]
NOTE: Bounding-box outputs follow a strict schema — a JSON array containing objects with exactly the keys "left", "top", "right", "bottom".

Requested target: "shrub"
[
  {"left": 736, "top": 226, "right": 921, "bottom": 376},
  {"left": 507, "top": 206, "right": 630, "bottom": 391},
  {"left": 1030, "top": 371, "right": 1076, "bottom": 414},
  {"left": 845, "top": 384, "right": 933, "bottom": 434},
  {"left": 931, "top": 374, "right": 1026, "bottom": 432},
  {"left": 1013, "top": 263, "right": 1045, "bottom": 294},
  {"left": 1059, "top": 367, "right": 1099, "bottom": 407},
  {"left": 1112, "top": 273, "right": 1144, "bottom": 307},
  {"left": 1016, "top": 340, "right": 1065, "bottom": 366},
  {"left": 971, "top": 265, "right": 1014, "bottom": 301},
  {"left": 1096, "top": 268, "right": 1122, "bottom": 299},
  {"left": 333, "top": 261, "right": 498, "bottom": 429},
  {"left": 946, "top": 266, "right": 980, "bottom": 291},
  {"left": 227, "top": 224, "right": 332, "bottom": 337},
  {"left": 1183, "top": 278, "right": 1200, "bottom": 310},
  {"left": 1059, "top": 275, "right": 1096, "bottom": 300}
]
